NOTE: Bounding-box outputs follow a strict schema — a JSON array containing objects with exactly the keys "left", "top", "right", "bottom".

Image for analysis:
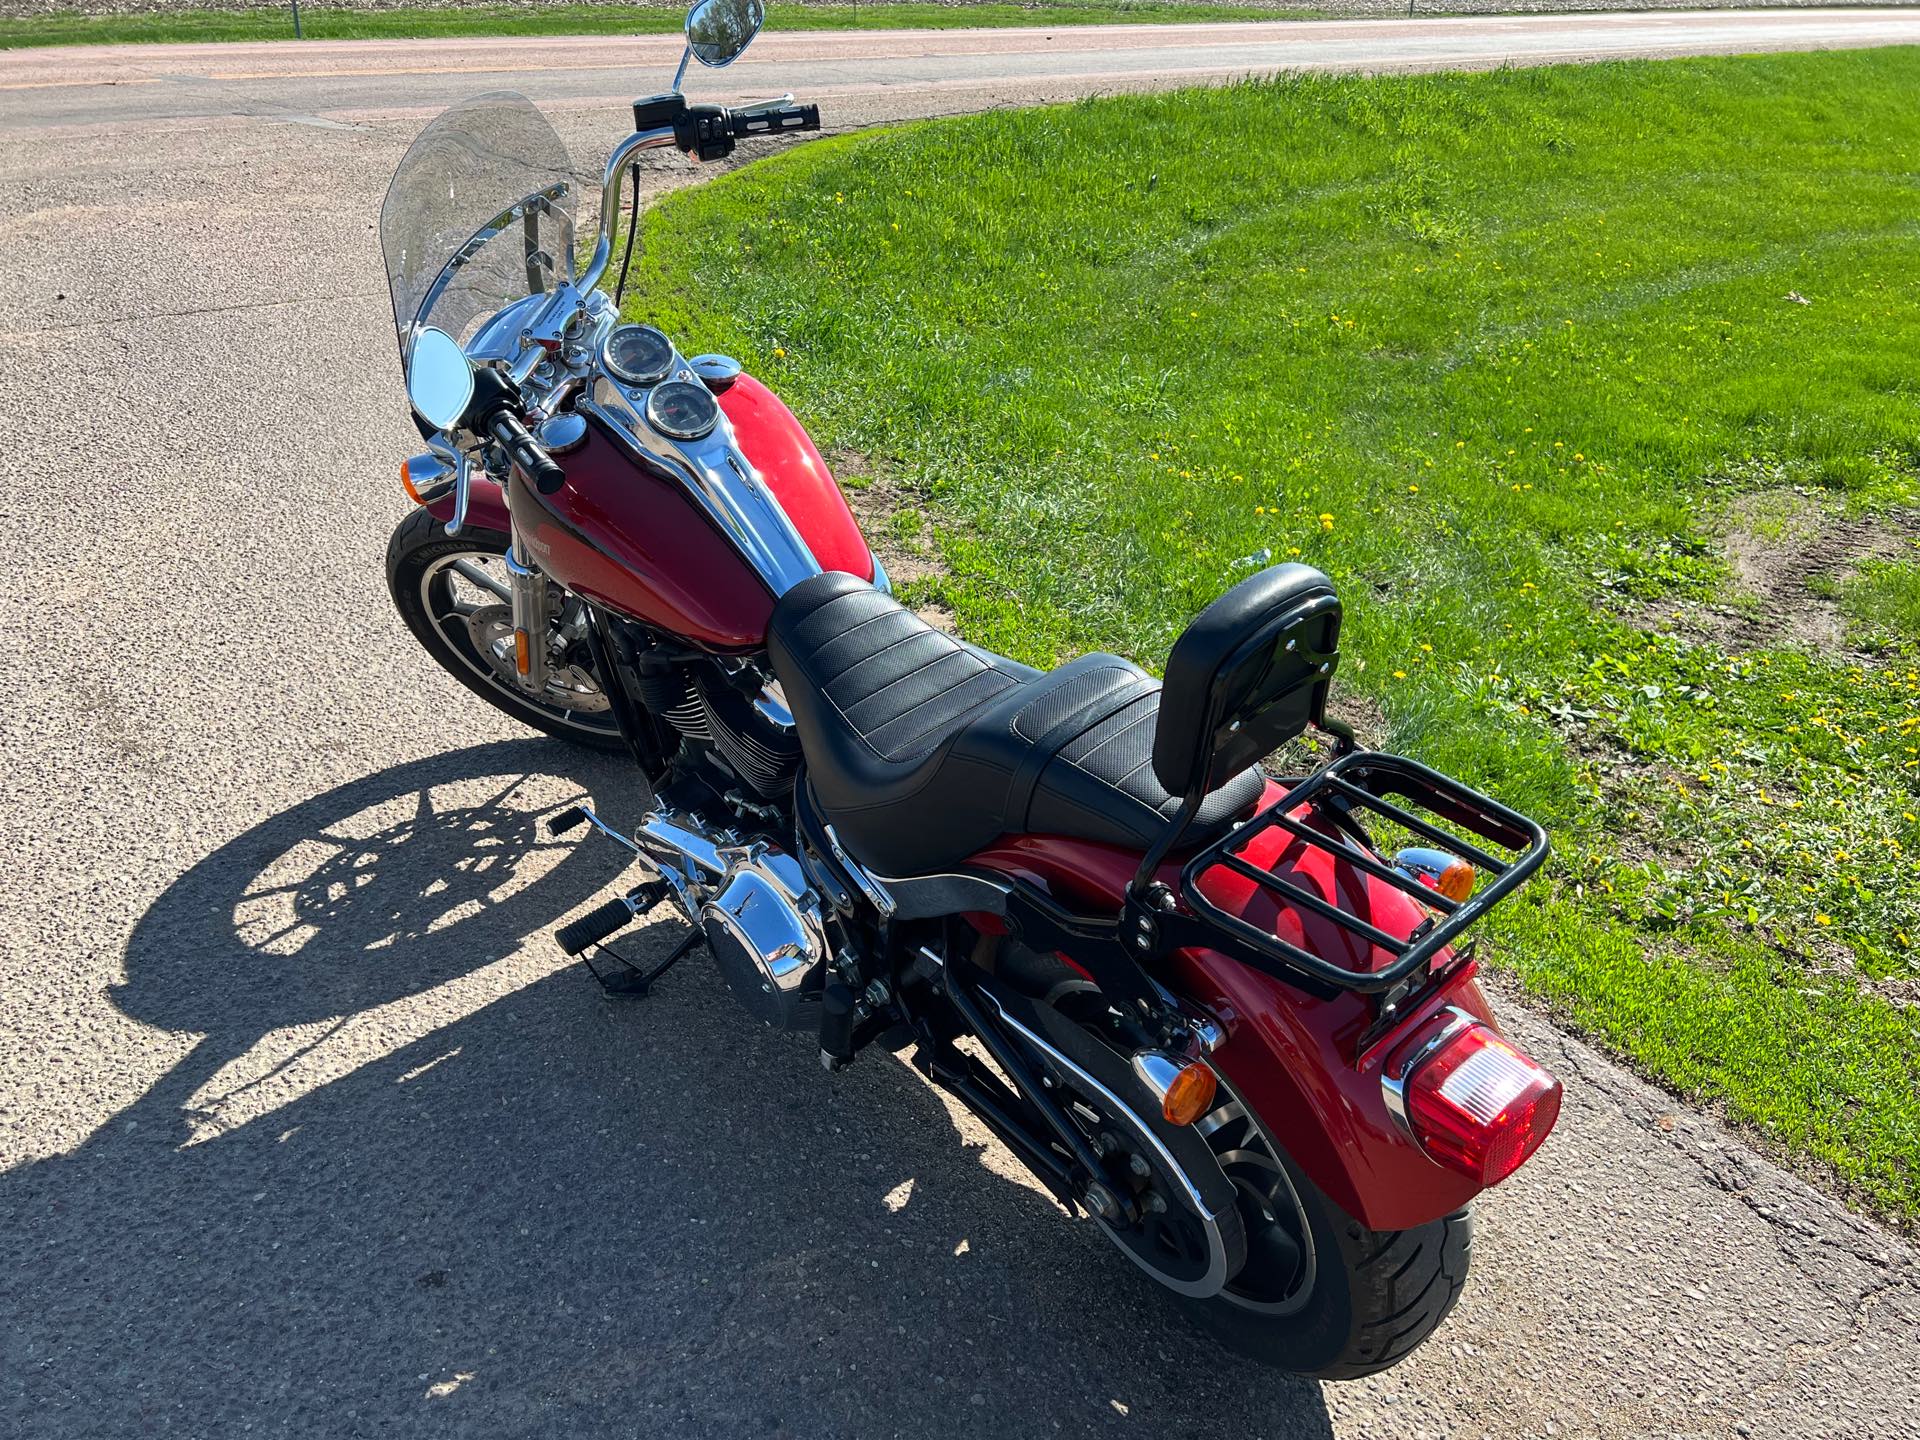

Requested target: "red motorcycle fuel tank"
[{"left": 510, "top": 374, "right": 872, "bottom": 650}]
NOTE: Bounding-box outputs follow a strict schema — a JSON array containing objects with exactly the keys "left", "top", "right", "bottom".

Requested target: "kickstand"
[{"left": 582, "top": 924, "right": 705, "bottom": 999}]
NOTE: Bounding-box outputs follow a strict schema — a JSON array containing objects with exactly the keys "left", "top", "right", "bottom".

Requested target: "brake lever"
[{"left": 732, "top": 93, "right": 796, "bottom": 116}]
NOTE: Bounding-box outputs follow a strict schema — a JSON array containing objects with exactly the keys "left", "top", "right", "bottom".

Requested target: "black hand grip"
[
  {"left": 556, "top": 896, "right": 637, "bottom": 956},
  {"left": 728, "top": 103, "right": 821, "bottom": 138},
  {"left": 488, "top": 410, "right": 567, "bottom": 495}
]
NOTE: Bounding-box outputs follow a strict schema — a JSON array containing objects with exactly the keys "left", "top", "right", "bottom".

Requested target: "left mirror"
[
  {"left": 407, "top": 327, "right": 474, "bottom": 431},
  {"left": 685, "top": 0, "right": 764, "bottom": 69}
]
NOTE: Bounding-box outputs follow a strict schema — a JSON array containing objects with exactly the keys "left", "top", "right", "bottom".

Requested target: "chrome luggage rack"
[{"left": 1176, "top": 749, "right": 1550, "bottom": 995}]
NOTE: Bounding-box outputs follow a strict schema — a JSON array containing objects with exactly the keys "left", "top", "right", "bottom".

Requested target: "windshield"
[{"left": 379, "top": 91, "right": 578, "bottom": 365}]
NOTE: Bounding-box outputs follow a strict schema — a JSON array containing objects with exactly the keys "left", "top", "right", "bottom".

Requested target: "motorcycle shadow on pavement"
[{"left": 3, "top": 740, "right": 1336, "bottom": 1439}]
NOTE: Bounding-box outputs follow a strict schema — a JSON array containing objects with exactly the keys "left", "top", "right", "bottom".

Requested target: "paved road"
[
  {"left": 4, "top": 10, "right": 1920, "bottom": 1439},
  {"left": 8, "top": 8, "right": 1920, "bottom": 131}
]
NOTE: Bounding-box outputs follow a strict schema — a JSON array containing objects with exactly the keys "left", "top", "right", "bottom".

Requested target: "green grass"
[
  {"left": 1838, "top": 559, "right": 1920, "bottom": 644},
  {"left": 0, "top": 1, "right": 1297, "bottom": 49},
  {"left": 635, "top": 49, "right": 1920, "bottom": 1223}
]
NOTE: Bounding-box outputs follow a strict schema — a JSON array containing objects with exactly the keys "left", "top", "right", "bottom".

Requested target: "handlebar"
[
  {"left": 677, "top": 99, "right": 822, "bottom": 162},
  {"left": 488, "top": 409, "right": 567, "bottom": 496},
  {"left": 728, "top": 102, "right": 820, "bottom": 138},
  {"left": 578, "top": 93, "right": 823, "bottom": 294}
]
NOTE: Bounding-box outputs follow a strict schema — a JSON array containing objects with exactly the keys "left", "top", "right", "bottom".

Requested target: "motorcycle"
[{"left": 377, "top": 0, "right": 1563, "bottom": 1378}]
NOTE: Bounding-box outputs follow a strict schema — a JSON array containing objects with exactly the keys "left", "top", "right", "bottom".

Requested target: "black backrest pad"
[{"left": 1152, "top": 563, "right": 1341, "bottom": 800}]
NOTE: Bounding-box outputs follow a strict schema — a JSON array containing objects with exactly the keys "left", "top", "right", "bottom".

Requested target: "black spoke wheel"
[
  {"left": 981, "top": 891, "right": 1475, "bottom": 1377},
  {"left": 387, "top": 508, "right": 625, "bottom": 752},
  {"left": 1063, "top": 1094, "right": 1245, "bottom": 1299}
]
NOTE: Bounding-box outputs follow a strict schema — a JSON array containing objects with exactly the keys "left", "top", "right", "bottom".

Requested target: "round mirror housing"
[
  {"left": 406, "top": 327, "right": 475, "bottom": 432},
  {"left": 685, "top": 0, "right": 764, "bottom": 69}
]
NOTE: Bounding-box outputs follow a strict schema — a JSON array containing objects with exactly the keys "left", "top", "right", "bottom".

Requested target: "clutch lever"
[{"left": 430, "top": 438, "right": 473, "bottom": 537}]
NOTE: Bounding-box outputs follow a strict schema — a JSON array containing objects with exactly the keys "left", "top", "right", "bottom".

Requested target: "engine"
[
  {"left": 632, "top": 661, "right": 802, "bottom": 800},
  {"left": 620, "top": 652, "right": 824, "bottom": 1027},
  {"left": 699, "top": 841, "right": 829, "bottom": 1031}
]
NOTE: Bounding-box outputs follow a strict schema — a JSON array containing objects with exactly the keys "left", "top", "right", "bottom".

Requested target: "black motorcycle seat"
[{"left": 767, "top": 572, "right": 1265, "bottom": 876}]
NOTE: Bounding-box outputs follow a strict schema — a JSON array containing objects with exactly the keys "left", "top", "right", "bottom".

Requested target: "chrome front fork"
[{"left": 505, "top": 524, "right": 551, "bottom": 696}]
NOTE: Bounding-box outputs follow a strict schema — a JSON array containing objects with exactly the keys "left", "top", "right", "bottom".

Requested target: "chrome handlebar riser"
[{"left": 577, "top": 126, "right": 680, "bottom": 297}]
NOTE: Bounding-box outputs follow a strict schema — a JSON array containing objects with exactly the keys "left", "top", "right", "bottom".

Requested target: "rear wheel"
[
  {"left": 990, "top": 938, "right": 1471, "bottom": 1379},
  {"left": 386, "top": 508, "right": 624, "bottom": 752},
  {"left": 1184, "top": 1082, "right": 1473, "bottom": 1379}
]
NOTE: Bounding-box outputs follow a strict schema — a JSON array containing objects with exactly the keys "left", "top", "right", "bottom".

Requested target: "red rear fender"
[{"left": 965, "top": 817, "right": 1497, "bottom": 1233}]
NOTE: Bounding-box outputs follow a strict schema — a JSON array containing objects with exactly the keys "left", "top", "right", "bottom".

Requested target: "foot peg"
[
  {"left": 548, "top": 805, "right": 589, "bottom": 837},
  {"left": 556, "top": 892, "right": 646, "bottom": 956}
]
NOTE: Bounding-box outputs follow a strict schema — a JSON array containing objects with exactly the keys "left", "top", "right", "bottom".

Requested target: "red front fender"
[
  {"left": 964, "top": 829, "right": 1496, "bottom": 1234},
  {"left": 421, "top": 472, "right": 512, "bottom": 535}
]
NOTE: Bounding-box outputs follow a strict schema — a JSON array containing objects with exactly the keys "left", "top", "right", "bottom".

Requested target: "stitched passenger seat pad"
[{"left": 768, "top": 572, "right": 1264, "bottom": 875}]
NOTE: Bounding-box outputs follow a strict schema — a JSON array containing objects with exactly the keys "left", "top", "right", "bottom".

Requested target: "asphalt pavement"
[{"left": 3, "top": 11, "right": 1920, "bottom": 1438}]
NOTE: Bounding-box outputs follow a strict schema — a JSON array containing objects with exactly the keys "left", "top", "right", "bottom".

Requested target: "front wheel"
[
  {"left": 386, "top": 508, "right": 625, "bottom": 752},
  {"left": 1184, "top": 1086, "right": 1473, "bottom": 1379}
]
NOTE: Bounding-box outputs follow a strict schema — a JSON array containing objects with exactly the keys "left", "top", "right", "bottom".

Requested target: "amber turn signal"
[
  {"left": 1131, "top": 1050, "right": 1219, "bottom": 1127},
  {"left": 1433, "top": 858, "right": 1476, "bottom": 903},
  {"left": 1393, "top": 846, "right": 1476, "bottom": 904},
  {"left": 1161, "top": 1062, "right": 1218, "bottom": 1127},
  {"left": 399, "top": 458, "right": 426, "bottom": 505}
]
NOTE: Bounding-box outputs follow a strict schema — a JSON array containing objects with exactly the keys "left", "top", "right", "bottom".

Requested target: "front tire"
[{"left": 386, "top": 508, "right": 625, "bottom": 752}]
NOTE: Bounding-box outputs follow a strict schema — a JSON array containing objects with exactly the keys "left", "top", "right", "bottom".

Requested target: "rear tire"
[
  {"left": 987, "top": 937, "right": 1472, "bottom": 1378},
  {"left": 1186, "top": 1134, "right": 1473, "bottom": 1379},
  {"left": 386, "top": 508, "right": 626, "bottom": 753}
]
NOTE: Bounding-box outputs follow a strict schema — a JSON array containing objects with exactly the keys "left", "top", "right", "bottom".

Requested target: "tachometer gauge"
[
  {"left": 645, "top": 380, "right": 720, "bottom": 441},
  {"left": 603, "top": 323, "right": 675, "bottom": 386}
]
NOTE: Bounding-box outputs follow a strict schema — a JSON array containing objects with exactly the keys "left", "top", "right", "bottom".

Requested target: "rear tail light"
[{"left": 1383, "top": 1013, "right": 1561, "bottom": 1187}]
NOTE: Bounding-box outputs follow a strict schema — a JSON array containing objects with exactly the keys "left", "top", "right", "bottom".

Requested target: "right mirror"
[
  {"left": 685, "top": 0, "right": 765, "bottom": 69},
  {"left": 406, "top": 327, "right": 474, "bottom": 432}
]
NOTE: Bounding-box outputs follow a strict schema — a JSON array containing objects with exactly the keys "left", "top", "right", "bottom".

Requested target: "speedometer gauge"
[
  {"left": 603, "top": 323, "right": 675, "bottom": 386},
  {"left": 645, "top": 380, "right": 720, "bottom": 441}
]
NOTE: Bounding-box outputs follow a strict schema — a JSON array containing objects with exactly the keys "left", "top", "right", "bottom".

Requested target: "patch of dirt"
[
  {"left": 1325, "top": 685, "right": 1389, "bottom": 750},
  {"left": 1866, "top": 974, "right": 1920, "bottom": 1011},
  {"left": 832, "top": 449, "right": 958, "bottom": 633},
  {"left": 1630, "top": 489, "right": 1920, "bottom": 655}
]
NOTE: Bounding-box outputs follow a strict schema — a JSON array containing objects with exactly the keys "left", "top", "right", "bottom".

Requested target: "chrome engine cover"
[
  {"left": 700, "top": 843, "right": 827, "bottom": 1031},
  {"left": 626, "top": 808, "right": 829, "bottom": 1031}
]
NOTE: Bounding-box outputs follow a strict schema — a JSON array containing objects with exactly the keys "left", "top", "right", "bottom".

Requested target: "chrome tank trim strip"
[{"left": 579, "top": 385, "right": 823, "bottom": 598}]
